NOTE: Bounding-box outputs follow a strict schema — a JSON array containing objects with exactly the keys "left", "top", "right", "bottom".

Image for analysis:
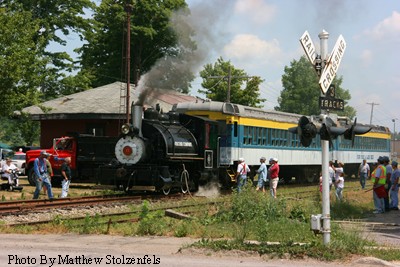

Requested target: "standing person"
[
  {"left": 235, "top": 158, "right": 250, "bottom": 193},
  {"left": 372, "top": 156, "right": 387, "bottom": 214},
  {"left": 42, "top": 157, "right": 53, "bottom": 196},
  {"left": 358, "top": 159, "right": 370, "bottom": 189},
  {"left": 61, "top": 157, "right": 72, "bottom": 198},
  {"left": 389, "top": 161, "right": 399, "bottom": 210},
  {"left": 33, "top": 151, "right": 53, "bottom": 200},
  {"left": 268, "top": 158, "right": 280, "bottom": 198},
  {"left": 328, "top": 161, "right": 335, "bottom": 191},
  {"left": 332, "top": 162, "right": 344, "bottom": 189},
  {"left": 335, "top": 172, "right": 345, "bottom": 201},
  {"left": 256, "top": 157, "right": 267, "bottom": 192},
  {"left": 382, "top": 156, "right": 392, "bottom": 211}
]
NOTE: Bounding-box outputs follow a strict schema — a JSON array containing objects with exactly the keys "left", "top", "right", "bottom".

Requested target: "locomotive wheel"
[
  {"left": 180, "top": 170, "right": 190, "bottom": 194},
  {"left": 162, "top": 188, "right": 171, "bottom": 195}
]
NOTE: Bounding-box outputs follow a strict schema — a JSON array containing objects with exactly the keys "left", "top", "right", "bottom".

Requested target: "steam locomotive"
[
  {"left": 98, "top": 101, "right": 391, "bottom": 194},
  {"left": 98, "top": 102, "right": 220, "bottom": 194}
]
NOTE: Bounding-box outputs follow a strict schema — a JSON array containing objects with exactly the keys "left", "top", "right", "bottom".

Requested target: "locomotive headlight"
[{"left": 121, "top": 123, "right": 131, "bottom": 135}]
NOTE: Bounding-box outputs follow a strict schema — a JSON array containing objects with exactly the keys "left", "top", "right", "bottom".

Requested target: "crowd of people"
[
  {"left": 370, "top": 156, "right": 399, "bottom": 213},
  {"left": 1, "top": 149, "right": 72, "bottom": 199},
  {"left": 317, "top": 156, "right": 399, "bottom": 212},
  {"left": 235, "top": 156, "right": 280, "bottom": 198},
  {"left": 235, "top": 154, "right": 399, "bottom": 212}
]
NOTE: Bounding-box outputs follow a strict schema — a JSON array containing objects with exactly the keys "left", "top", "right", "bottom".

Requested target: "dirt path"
[{"left": 0, "top": 234, "right": 399, "bottom": 267}]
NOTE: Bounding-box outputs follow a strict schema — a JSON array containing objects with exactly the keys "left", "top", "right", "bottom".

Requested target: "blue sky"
[{"left": 184, "top": 0, "right": 400, "bottom": 130}]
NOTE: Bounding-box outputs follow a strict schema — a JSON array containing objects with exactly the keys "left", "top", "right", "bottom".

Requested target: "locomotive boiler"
[{"left": 98, "top": 102, "right": 219, "bottom": 194}]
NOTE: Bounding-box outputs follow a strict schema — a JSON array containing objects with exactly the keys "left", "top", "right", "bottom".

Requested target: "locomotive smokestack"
[{"left": 131, "top": 102, "right": 143, "bottom": 137}]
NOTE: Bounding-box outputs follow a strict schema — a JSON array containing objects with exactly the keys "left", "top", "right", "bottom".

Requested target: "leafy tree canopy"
[
  {"left": 276, "top": 56, "right": 356, "bottom": 118},
  {"left": 79, "top": 0, "right": 193, "bottom": 93},
  {"left": 199, "top": 57, "right": 265, "bottom": 107}
]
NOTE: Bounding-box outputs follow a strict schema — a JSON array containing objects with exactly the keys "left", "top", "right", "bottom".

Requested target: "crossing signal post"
[{"left": 296, "top": 30, "right": 370, "bottom": 245}]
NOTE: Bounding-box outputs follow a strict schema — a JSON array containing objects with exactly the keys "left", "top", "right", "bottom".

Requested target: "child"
[{"left": 335, "top": 172, "right": 344, "bottom": 201}]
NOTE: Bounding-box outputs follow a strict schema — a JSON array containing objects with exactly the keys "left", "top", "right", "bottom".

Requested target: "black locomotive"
[{"left": 98, "top": 102, "right": 220, "bottom": 194}]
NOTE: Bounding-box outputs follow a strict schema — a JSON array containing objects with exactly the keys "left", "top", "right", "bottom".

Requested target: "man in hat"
[
  {"left": 389, "top": 160, "right": 399, "bottom": 210},
  {"left": 33, "top": 151, "right": 54, "bottom": 200},
  {"left": 256, "top": 157, "right": 267, "bottom": 193},
  {"left": 268, "top": 158, "right": 280, "bottom": 198},
  {"left": 372, "top": 156, "right": 387, "bottom": 214},
  {"left": 235, "top": 158, "right": 250, "bottom": 193}
]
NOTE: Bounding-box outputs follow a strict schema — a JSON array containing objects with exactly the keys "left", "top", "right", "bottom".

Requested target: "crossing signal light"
[
  {"left": 319, "top": 117, "right": 346, "bottom": 148},
  {"left": 289, "top": 116, "right": 317, "bottom": 147},
  {"left": 343, "top": 118, "right": 372, "bottom": 147}
]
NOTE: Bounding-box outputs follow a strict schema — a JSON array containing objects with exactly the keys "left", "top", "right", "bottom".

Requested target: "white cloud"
[
  {"left": 223, "top": 34, "right": 282, "bottom": 66},
  {"left": 362, "top": 11, "right": 400, "bottom": 41},
  {"left": 360, "top": 49, "right": 373, "bottom": 67},
  {"left": 234, "top": 0, "right": 276, "bottom": 25}
]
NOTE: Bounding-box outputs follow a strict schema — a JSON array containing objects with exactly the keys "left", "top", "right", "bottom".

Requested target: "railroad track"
[
  {"left": 0, "top": 193, "right": 188, "bottom": 215},
  {"left": 1, "top": 197, "right": 219, "bottom": 227}
]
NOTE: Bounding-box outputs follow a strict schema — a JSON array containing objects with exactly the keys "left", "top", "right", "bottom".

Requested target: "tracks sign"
[{"left": 319, "top": 35, "right": 346, "bottom": 94}]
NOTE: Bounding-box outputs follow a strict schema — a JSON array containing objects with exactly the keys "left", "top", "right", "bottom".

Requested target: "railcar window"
[
  {"left": 338, "top": 136, "right": 389, "bottom": 151},
  {"left": 244, "top": 126, "right": 249, "bottom": 144},
  {"left": 261, "top": 128, "right": 267, "bottom": 145},
  {"left": 243, "top": 126, "right": 254, "bottom": 145},
  {"left": 270, "top": 129, "right": 288, "bottom": 147}
]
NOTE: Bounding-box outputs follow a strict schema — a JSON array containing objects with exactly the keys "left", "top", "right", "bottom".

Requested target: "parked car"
[{"left": 11, "top": 153, "right": 26, "bottom": 175}]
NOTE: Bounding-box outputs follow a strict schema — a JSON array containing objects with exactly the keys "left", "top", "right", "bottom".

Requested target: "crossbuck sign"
[
  {"left": 318, "top": 35, "right": 346, "bottom": 94},
  {"left": 300, "top": 31, "right": 346, "bottom": 95}
]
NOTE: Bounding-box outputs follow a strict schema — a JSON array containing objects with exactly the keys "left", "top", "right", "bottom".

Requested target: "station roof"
[{"left": 21, "top": 82, "right": 200, "bottom": 120}]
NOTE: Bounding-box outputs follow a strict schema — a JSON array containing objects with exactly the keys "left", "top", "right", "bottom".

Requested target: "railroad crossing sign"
[
  {"left": 319, "top": 35, "right": 346, "bottom": 94},
  {"left": 300, "top": 31, "right": 317, "bottom": 65},
  {"left": 300, "top": 31, "right": 346, "bottom": 95}
]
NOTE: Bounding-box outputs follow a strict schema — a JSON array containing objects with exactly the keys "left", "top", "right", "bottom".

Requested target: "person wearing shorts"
[{"left": 268, "top": 158, "right": 280, "bottom": 198}]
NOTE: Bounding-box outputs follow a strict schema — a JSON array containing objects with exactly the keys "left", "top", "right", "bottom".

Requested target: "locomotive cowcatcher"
[{"left": 97, "top": 102, "right": 220, "bottom": 194}]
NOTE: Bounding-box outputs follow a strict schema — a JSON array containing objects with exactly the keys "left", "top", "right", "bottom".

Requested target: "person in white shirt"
[
  {"left": 235, "top": 158, "right": 250, "bottom": 193},
  {"left": 358, "top": 159, "right": 370, "bottom": 189},
  {"left": 1, "top": 158, "right": 19, "bottom": 186},
  {"left": 332, "top": 161, "right": 344, "bottom": 189},
  {"left": 335, "top": 172, "right": 344, "bottom": 201}
]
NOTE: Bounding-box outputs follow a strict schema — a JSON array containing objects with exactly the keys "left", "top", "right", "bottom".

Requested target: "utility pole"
[
  {"left": 208, "top": 66, "right": 254, "bottom": 103},
  {"left": 124, "top": 3, "right": 133, "bottom": 124},
  {"left": 367, "top": 102, "right": 379, "bottom": 125},
  {"left": 393, "top": 118, "right": 398, "bottom": 159}
]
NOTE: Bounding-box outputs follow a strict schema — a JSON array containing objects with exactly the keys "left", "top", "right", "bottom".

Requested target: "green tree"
[
  {"left": 199, "top": 57, "right": 265, "bottom": 107},
  {"left": 0, "top": 8, "right": 44, "bottom": 116},
  {"left": 276, "top": 56, "right": 356, "bottom": 118},
  {"left": 79, "top": 0, "right": 193, "bottom": 92},
  {"left": 1, "top": 0, "right": 94, "bottom": 101}
]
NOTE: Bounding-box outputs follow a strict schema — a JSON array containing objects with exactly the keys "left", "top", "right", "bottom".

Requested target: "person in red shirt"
[{"left": 268, "top": 158, "right": 280, "bottom": 198}]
